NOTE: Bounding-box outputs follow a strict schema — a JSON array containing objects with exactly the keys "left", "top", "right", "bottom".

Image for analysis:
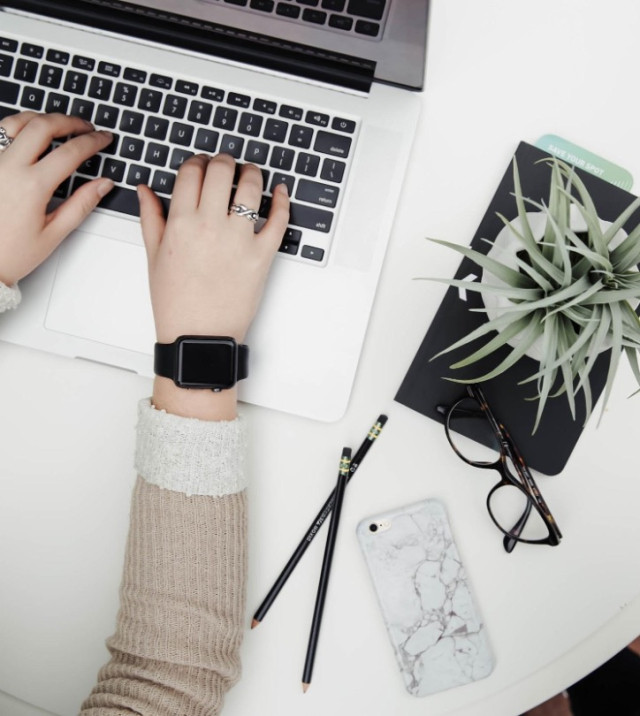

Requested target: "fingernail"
[
  {"left": 100, "top": 130, "right": 113, "bottom": 138},
  {"left": 97, "top": 179, "right": 114, "bottom": 198},
  {"left": 83, "top": 120, "right": 95, "bottom": 129},
  {"left": 276, "top": 182, "right": 289, "bottom": 197}
]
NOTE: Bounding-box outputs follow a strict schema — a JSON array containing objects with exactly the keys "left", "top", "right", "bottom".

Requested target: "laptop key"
[
  {"left": 170, "top": 148, "right": 194, "bottom": 170},
  {"left": 276, "top": 3, "right": 301, "bottom": 18},
  {"left": 0, "top": 79, "right": 19, "bottom": 104},
  {"left": 144, "top": 116, "right": 169, "bottom": 140},
  {"left": 123, "top": 67, "right": 147, "bottom": 84},
  {"left": 78, "top": 154, "right": 102, "bottom": 177},
  {"left": 302, "top": 9, "right": 327, "bottom": 24},
  {"left": 288, "top": 125, "right": 313, "bottom": 149},
  {"left": 20, "top": 86, "right": 44, "bottom": 111},
  {"left": 228, "top": 93, "right": 251, "bottom": 108},
  {"left": 96, "top": 184, "right": 140, "bottom": 216},
  {"left": 98, "top": 61, "right": 121, "bottom": 77},
  {"left": 88, "top": 77, "right": 113, "bottom": 101},
  {"left": 295, "top": 152, "right": 320, "bottom": 176},
  {"left": 114, "top": 82, "right": 138, "bottom": 106},
  {"left": 120, "top": 136, "right": 144, "bottom": 161},
  {"left": 150, "top": 73, "right": 172, "bottom": 90},
  {"left": 39, "top": 65, "right": 63, "bottom": 89},
  {"left": 244, "top": 140, "right": 269, "bottom": 165},
  {"left": 14, "top": 59, "right": 38, "bottom": 83},
  {"left": 45, "top": 93, "right": 70, "bottom": 114},
  {"left": 314, "top": 130, "right": 352, "bottom": 158},
  {"left": 120, "top": 110, "right": 144, "bottom": 134},
  {"left": 354, "top": 19, "right": 380, "bottom": 36},
  {"left": 320, "top": 158, "right": 346, "bottom": 183},
  {"left": 0, "top": 38, "right": 19, "bottom": 53},
  {"left": 20, "top": 43, "right": 44, "bottom": 59},
  {"left": 270, "top": 173, "right": 295, "bottom": 196},
  {"left": 64, "top": 71, "right": 89, "bottom": 95},
  {"left": 170, "top": 122, "right": 194, "bottom": 146},
  {"left": 328, "top": 15, "right": 353, "bottom": 30},
  {"left": 0, "top": 54, "right": 14, "bottom": 78},
  {"left": 151, "top": 170, "right": 176, "bottom": 195},
  {"left": 220, "top": 134, "right": 244, "bottom": 159},
  {"left": 195, "top": 128, "right": 220, "bottom": 152},
  {"left": 126, "top": 164, "right": 151, "bottom": 187},
  {"left": 188, "top": 100, "right": 213, "bottom": 125},
  {"left": 331, "top": 116, "right": 356, "bottom": 133},
  {"left": 280, "top": 104, "right": 303, "bottom": 121},
  {"left": 145, "top": 142, "right": 170, "bottom": 166},
  {"left": 238, "top": 112, "right": 263, "bottom": 137},
  {"left": 270, "top": 147, "right": 295, "bottom": 171},
  {"left": 176, "top": 80, "right": 199, "bottom": 96},
  {"left": 73, "top": 55, "right": 95, "bottom": 72},
  {"left": 163, "top": 94, "right": 187, "bottom": 118},
  {"left": 46, "top": 49, "right": 70, "bottom": 65},
  {"left": 139, "top": 89, "right": 163, "bottom": 113},
  {"left": 213, "top": 107, "right": 238, "bottom": 131},
  {"left": 296, "top": 178, "right": 339, "bottom": 208},
  {"left": 263, "top": 118, "right": 288, "bottom": 142},
  {"left": 305, "top": 110, "right": 329, "bottom": 127},
  {"left": 95, "top": 104, "right": 120, "bottom": 129},
  {"left": 0, "top": 103, "right": 19, "bottom": 120},
  {"left": 70, "top": 98, "right": 95, "bottom": 121},
  {"left": 102, "top": 158, "right": 126, "bottom": 183},
  {"left": 289, "top": 202, "right": 333, "bottom": 232},
  {"left": 202, "top": 86, "right": 224, "bottom": 102},
  {"left": 250, "top": 0, "right": 275, "bottom": 11},
  {"left": 301, "top": 245, "right": 325, "bottom": 261},
  {"left": 102, "top": 133, "right": 120, "bottom": 155},
  {"left": 347, "top": 0, "right": 385, "bottom": 20},
  {"left": 322, "top": 0, "right": 346, "bottom": 10}
]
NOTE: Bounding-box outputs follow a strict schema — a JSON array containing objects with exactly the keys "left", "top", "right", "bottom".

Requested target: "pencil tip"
[
  {"left": 251, "top": 619, "right": 260, "bottom": 629},
  {"left": 302, "top": 683, "right": 310, "bottom": 693}
]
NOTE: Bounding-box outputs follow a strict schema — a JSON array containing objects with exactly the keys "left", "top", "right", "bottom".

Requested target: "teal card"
[{"left": 535, "top": 134, "right": 633, "bottom": 191}]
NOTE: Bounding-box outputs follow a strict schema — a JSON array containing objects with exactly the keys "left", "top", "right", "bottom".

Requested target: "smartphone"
[{"left": 356, "top": 498, "right": 494, "bottom": 697}]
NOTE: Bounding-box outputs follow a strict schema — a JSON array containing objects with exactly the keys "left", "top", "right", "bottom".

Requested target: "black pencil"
[
  {"left": 302, "top": 447, "right": 351, "bottom": 692},
  {"left": 251, "top": 415, "right": 387, "bottom": 628}
]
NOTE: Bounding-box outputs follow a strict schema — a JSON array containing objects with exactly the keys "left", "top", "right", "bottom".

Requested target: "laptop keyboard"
[
  {"left": 203, "top": 0, "right": 389, "bottom": 40},
  {"left": 0, "top": 35, "right": 360, "bottom": 267}
]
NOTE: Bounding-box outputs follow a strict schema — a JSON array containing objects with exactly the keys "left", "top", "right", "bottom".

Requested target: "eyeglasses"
[{"left": 438, "top": 384, "right": 562, "bottom": 553}]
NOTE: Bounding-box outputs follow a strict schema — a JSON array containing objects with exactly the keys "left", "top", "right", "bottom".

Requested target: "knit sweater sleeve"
[{"left": 80, "top": 399, "right": 248, "bottom": 715}]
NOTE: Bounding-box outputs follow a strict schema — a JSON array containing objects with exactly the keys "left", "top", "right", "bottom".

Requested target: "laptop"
[{"left": 0, "top": 0, "right": 428, "bottom": 421}]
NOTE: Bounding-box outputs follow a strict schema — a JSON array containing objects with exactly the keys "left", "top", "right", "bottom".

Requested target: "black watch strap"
[{"left": 154, "top": 336, "right": 249, "bottom": 387}]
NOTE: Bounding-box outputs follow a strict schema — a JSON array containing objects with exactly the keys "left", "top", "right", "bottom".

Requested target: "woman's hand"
[
  {"left": 0, "top": 112, "right": 114, "bottom": 287},
  {"left": 138, "top": 153, "right": 290, "bottom": 419}
]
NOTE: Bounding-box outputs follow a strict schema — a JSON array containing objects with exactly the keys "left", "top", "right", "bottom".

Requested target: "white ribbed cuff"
[
  {"left": 0, "top": 280, "right": 21, "bottom": 313},
  {"left": 134, "top": 398, "right": 247, "bottom": 497}
]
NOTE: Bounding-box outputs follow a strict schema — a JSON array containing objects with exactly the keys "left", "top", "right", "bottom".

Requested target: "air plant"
[{"left": 425, "top": 157, "right": 640, "bottom": 432}]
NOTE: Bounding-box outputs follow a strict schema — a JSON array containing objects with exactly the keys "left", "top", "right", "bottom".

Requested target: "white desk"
[{"left": 2, "top": 1, "right": 640, "bottom": 714}]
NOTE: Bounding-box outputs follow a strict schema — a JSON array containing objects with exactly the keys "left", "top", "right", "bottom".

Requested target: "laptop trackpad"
[{"left": 45, "top": 231, "right": 155, "bottom": 354}]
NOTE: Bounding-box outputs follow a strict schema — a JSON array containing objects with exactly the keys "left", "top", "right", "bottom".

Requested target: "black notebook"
[{"left": 396, "top": 141, "right": 640, "bottom": 475}]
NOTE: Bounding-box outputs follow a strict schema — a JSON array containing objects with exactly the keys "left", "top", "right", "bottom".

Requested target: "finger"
[
  {"left": 43, "top": 177, "right": 114, "bottom": 245},
  {"left": 168, "top": 154, "right": 209, "bottom": 218},
  {"left": 4, "top": 113, "right": 96, "bottom": 165},
  {"left": 137, "top": 184, "right": 166, "bottom": 262},
  {"left": 37, "top": 130, "right": 113, "bottom": 191},
  {"left": 227, "top": 162, "right": 263, "bottom": 230},
  {"left": 257, "top": 182, "right": 290, "bottom": 254},
  {"left": 199, "top": 153, "right": 236, "bottom": 219},
  {"left": 0, "top": 111, "right": 40, "bottom": 143}
]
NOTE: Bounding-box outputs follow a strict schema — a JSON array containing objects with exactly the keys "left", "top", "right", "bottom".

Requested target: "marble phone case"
[{"left": 356, "top": 499, "right": 494, "bottom": 697}]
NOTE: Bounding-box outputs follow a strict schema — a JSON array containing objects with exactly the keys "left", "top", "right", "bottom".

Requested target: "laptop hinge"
[{"left": 1, "top": 0, "right": 376, "bottom": 93}]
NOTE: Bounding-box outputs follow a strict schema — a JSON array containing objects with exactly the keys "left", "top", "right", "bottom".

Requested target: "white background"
[{"left": 2, "top": 0, "right": 640, "bottom": 714}]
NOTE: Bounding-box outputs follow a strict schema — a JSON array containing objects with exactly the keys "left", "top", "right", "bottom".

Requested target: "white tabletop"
[{"left": 2, "top": 1, "right": 640, "bottom": 714}]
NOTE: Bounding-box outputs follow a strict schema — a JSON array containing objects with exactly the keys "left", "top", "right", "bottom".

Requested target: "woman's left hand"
[{"left": 0, "top": 111, "right": 114, "bottom": 287}]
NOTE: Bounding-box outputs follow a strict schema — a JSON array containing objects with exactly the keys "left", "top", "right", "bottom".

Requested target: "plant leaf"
[
  {"left": 602, "top": 195, "right": 640, "bottom": 245},
  {"left": 448, "top": 316, "right": 532, "bottom": 369}
]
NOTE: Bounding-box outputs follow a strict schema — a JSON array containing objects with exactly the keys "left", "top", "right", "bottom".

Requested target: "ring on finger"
[
  {"left": 229, "top": 203, "right": 260, "bottom": 223},
  {"left": 0, "top": 126, "right": 14, "bottom": 152}
]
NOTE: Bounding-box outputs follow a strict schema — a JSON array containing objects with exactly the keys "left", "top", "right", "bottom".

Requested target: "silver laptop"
[{"left": 0, "top": 0, "right": 428, "bottom": 421}]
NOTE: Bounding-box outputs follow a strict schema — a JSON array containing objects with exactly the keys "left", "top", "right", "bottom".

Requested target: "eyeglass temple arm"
[{"left": 503, "top": 501, "right": 533, "bottom": 553}]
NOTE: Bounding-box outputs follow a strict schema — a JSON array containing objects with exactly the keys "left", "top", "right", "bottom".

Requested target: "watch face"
[{"left": 177, "top": 338, "right": 236, "bottom": 389}]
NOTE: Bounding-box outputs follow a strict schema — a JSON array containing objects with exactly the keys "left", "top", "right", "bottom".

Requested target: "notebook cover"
[{"left": 396, "top": 141, "right": 640, "bottom": 475}]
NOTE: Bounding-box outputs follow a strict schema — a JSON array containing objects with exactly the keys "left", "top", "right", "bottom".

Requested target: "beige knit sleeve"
[{"left": 80, "top": 400, "right": 248, "bottom": 715}]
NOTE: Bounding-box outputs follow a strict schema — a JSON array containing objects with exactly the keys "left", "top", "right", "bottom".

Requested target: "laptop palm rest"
[{"left": 45, "top": 231, "right": 155, "bottom": 356}]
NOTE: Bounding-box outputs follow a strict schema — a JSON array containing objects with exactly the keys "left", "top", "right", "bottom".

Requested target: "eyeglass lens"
[{"left": 448, "top": 398, "right": 552, "bottom": 542}]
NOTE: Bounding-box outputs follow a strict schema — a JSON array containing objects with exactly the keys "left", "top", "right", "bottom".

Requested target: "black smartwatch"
[{"left": 154, "top": 336, "right": 249, "bottom": 391}]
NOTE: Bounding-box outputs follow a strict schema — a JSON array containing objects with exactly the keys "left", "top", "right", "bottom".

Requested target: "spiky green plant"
[{"left": 425, "top": 157, "right": 640, "bottom": 432}]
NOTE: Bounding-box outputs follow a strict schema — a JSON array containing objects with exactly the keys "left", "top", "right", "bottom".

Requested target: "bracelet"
[{"left": 0, "top": 280, "right": 21, "bottom": 313}]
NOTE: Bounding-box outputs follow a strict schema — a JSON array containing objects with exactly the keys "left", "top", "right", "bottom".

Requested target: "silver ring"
[
  {"left": 0, "top": 126, "right": 14, "bottom": 152},
  {"left": 228, "top": 203, "right": 260, "bottom": 223}
]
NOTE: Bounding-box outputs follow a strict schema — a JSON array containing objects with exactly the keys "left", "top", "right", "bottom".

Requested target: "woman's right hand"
[{"left": 137, "top": 153, "right": 290, "bottom": 420}]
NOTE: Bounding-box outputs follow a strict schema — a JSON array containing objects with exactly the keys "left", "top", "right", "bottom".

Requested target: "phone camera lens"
[{"left": 369, "top": 523, "right": 378, "bottom": 533}]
